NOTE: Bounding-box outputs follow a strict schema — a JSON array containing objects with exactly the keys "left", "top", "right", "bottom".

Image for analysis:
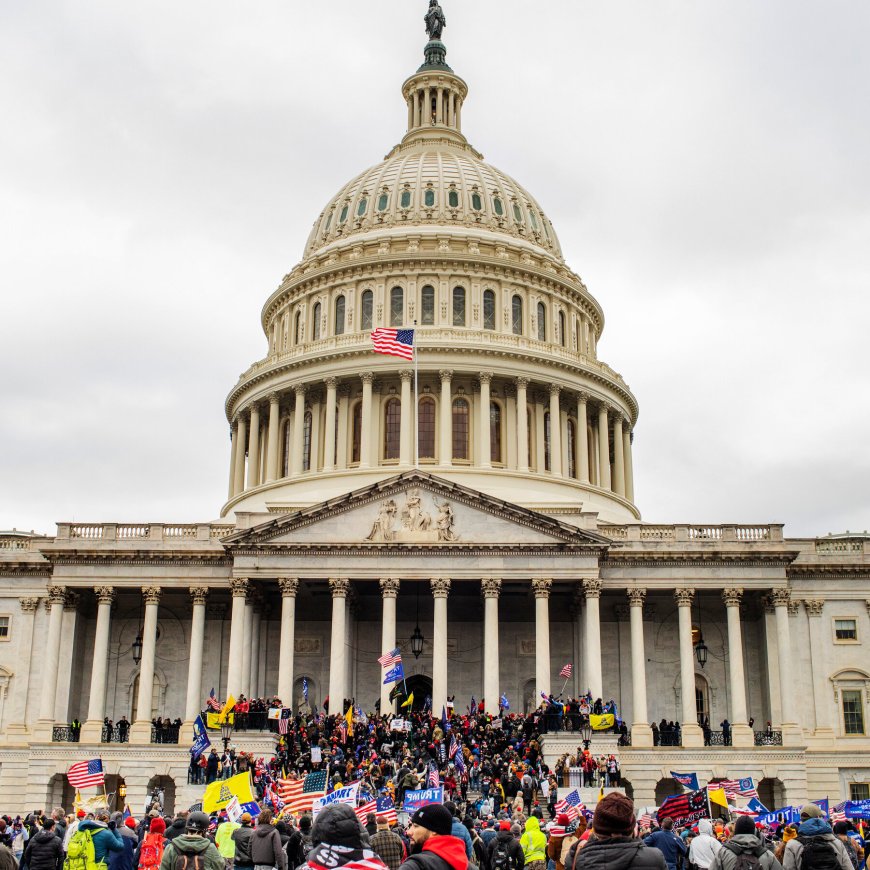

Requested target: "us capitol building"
[{"left": 1, "top": 7, "right": 868, "bottom": 817}]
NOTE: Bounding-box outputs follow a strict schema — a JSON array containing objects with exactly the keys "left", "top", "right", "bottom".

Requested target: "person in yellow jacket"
[
  {"left": 520, "top": 816, "right": 547, "bottom": 870},
  {"left": 215, "top": 817, "right": 241, "bottom": 869}
]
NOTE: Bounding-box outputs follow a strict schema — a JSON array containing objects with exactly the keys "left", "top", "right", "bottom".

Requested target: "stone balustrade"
[
  {"left": 600, "top": 523, "right": 785, "bottom": 543},
  {"left": 54, "top": 523, "right": 232, "bottom": 544}
]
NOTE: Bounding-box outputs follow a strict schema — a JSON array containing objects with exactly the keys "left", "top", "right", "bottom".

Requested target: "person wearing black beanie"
[{"left": 399, "top": 804, "right": 469, "bottom": 870}]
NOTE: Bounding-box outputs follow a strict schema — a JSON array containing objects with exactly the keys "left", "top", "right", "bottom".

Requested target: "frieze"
[
  {"left": 365, "top": 489, "right": 458, "bottom": 544},
  {"left": 294, "top": 637, "right": 322, "bottom": 656}
]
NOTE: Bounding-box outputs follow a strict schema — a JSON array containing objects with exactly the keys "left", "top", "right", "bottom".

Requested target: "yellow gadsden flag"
[
  {"left": 206, "top": 712, "right": 235, "bottom": 730},
  {"left": 590, "top": 713, "right": 615, "bottom": 731},
  {"left": 220, "top": 695, "right": 236, "bottom": 719},
  {"left": 345, "top": 704, "right": 354, "bottom": 730},
  {"left": 401, "top": 692, "right": 414, "bottom": 709},
  {"left": 707, "top": 787, "right": 728, "bottom": 807},
  {"left": 202, "top": 771, "right": 254, "bottom": 814}
]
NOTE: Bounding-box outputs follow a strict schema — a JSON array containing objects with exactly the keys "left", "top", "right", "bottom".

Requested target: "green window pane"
[
  {"left": 471, "top": 193, "right": 482, "bottom": 211},
  {"left": 529, "top": 210, "right": 539, "bottom": 230},
  {"left": 339, "top": 205, "right": 349, "bottom": 223},
  {"left": 493, "top": 197, "right": 504, "bottom": 216},
  {"left": 513, "top": 202, "right": 523, "bottom": 222},
  {"left": 378, "top": 193, "right": 389, "bottom": 211},
  {"left": 424, "top": 189, "right": 435, "bottom": 207},
  {"left": 448, "top": 190, "right": 459, "bottom": 208},
  {"left": 357, "top": 198, "right": 368, "bottom": 217},
  {"left": 401, "top": 190, "right": 412, "bottom": 208}
]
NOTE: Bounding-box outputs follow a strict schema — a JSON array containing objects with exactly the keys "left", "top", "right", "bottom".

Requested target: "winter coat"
[
  {"left": 164, "top": 820, "right": 187, "bottom": 842},
  {"left": 399, "top": 835, "right": 469, "bottom": 870},
  {"left": 782, "top": 820, "right": 853, "bottom": 870},
  {"left": 487, "top": 830, "right": 524, "bottom": 870},
  {"left": 232, "top": 825, "right": 256, "bottom": 866},
  {"left": 689, "top": 822, "right": 722, "bottom": 870},
  {"left": 159, "top": 835, "right": 223, "bottom": 870},
  {"left": 709, "top": 834, "right": 783, "bottom": 870},
  {"left": 521, "top": 817, "right": 546, "bottom": 864},
  {"left": 22, "top": 830, "right": 62, "bottom": 870},
  {"left": 250, "top": 824, "right": 287, "bottom": 870},
  {"left": 108, "top": 827, "right": 137, "bottom": 870},
  {"left": 0, "top": 844, "right": 17, "bottom": 870},
  {"left": 571, "top": 837, "right": 667, "bottom": 870},
  {"left": 77, "top": 822, "right": 125, "bottom": 865},
  {"left": 450, "top": 820, "right": 473, "bottom": 861},
  {"left": 643, "top": 830, "right": 687, "bottom": 870},
  {"left": 216, "top": 823, "right": 241, "bottom": 859}
]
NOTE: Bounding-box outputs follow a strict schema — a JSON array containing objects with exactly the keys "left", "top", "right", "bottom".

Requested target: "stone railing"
[
  {"left": 815, "top": 539, "right": 865, "bottom": 554},
  {"left": 0, "top": 538, "right": 37, "bottom": 551},
  {"left": 57, "top": 523, "right": 234, "bottom": 544},
  {"left": 600, "top": 524, "right": 784, "bottom": 543},
  {"left": 754, "top": 730, "right": 783, "bottom": 746}
]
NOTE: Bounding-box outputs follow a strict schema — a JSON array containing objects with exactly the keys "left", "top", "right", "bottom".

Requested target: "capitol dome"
[{"left": 221, "top": 29, "right": 640, "bottom": 525}]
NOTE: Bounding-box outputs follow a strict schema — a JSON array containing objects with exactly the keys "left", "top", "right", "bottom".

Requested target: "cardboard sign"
[{"left": 402, "top": 788, "right": 444, "bottom": 812}]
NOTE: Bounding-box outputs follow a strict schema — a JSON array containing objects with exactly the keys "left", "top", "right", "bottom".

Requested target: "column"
[
  {"left": 233, "top": 413, "right": 247, "bottom": 495},
  {"left": 623, "top": 422, "right": 635, "bottom": 502},
  {"left": 55, "top": 593, "right": 80, "bottom": 723},
  {"left": 240, "top": 596, "right": 254, "bottom": 698},
  {"left": 772, "top": 589, "right": 800, "bottom": 743},
  {"left": 804, "top": 599, "right": 834, "bottom": 737},
  {"left": 183, "top": 587, "right": 209, "bottom": 732},
  {"left": 431, "top": 578, "right": 451, "bottom": 714},
  {"left": 612, "top": 413, "right": 626, "bottom": 497},
  {"left": 627, "top": 588, "right": 652, "bottom": 746},
  {"left": 436, "top": 87, "right": 443, "bottom": 124},
  {"left": 7, "top": 597, "right": 39, "bottom": 735},
  {"left": 479, "top": 373, "right": 493, "bottom": 468},
  {"left": 583, "top": 579, "right": 603, "bottom": 699},
  {"left": 399, "top": 371, "right": 413, "bottom": 465},
  {"left": 323, "top": 379, "right": 337, "bottom": 472},
  {"left": 291, "top": 385, "right": 306, "bottom": 475},
  {"left": 336, "top": 385, "right": 350, "bottom": 469},
  {"left": 577, "top": 394, "right": 590, "bottom": 483},
  {"left": 379, "top": 578, "right": 400, "bottom": 713},
  {"left": 516, "top": 378, "right": 529, "bottom": 472},
  {"left": 249, "top": 604, "right": 262, "bottom": 697},
  {"left": 482, "top": 578, "right": 501, "bottom": 714},
  {"left": 228, "top": 423, "right": 238, "bottom": 498},
  {"left": 247, "top": 403, "right": 261, "bottom": 487},
  {"left": 81, "top": 587, "right": 116, "bottom": 741},
  {"left": 424, "top": 86, "right": 431, "bottom": 122},
  {"left": 35, "top": 585, "right": 66, "bottom": 736},
  {"left": 309, "top": 391, "right": 322, "bottom": 472},
  {"left": 532, "top": 578, "right": 552, "bottom": 698},
  {"left": 226, "top": 578, "right": 249, "bottom": 700},
  {"left": 277, "top": 579, "right": 299, "bottom": 706},
  {"left": 548, "top": 384, "right": 562, "bottom": 475},
  {"left": 328, "top": 578, "right": 350, "bottom": 713},
  {"left": 266, "top": 393, "right": 281, "bottom": 481},
  {"left": 597, "top": 404, "right": 611, "bottom": 490},
  {"left": 722, "top": 588, "right": 753, "bottom": 746},
  {"left": 360, "top": 373, "right": 373, "bottom": 468},
  {"left": 439, "top": 370, "right": 453, "bottom": 465},
  {"left": 131, "top": 587, "right": 161, "bottom": 742},
  {"left": 675, "top": 589, "right": 704, "bottom": 746}
]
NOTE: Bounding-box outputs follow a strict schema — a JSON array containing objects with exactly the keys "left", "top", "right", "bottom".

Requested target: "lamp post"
[{"left": 220, "top": 719, "right": 234, "bottom": 751}]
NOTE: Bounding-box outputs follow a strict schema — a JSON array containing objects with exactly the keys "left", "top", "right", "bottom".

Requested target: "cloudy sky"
[{"left": 2, "top": 1, "right": 868, "bottom": 537}]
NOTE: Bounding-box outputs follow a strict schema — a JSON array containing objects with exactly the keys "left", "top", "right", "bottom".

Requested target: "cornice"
[
  {"left": 47, "top": 555, "right": 233, "bottom": 568},
  {"left": 603, "top": 553, "right": 796, "bottom": 568},
  {"left": 231, "top": 543, "right": 603, "bottom": 558}
]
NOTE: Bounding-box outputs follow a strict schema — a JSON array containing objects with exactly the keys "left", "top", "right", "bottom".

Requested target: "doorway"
[{"left": 403, "top": 674, "right": 433, "bottom": 711}]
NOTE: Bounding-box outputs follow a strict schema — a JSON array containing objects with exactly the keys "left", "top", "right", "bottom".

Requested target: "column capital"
[
  {"left": 578, "top": 391, "right": 590, "bottom": 404},
  {"left": 268, "top": 391, "right": 280, "bottom": 404},
  {"left": 189, "top": 586, "right": 209, "bottom": 606},
  {"left": 324, "top": 377, "right": 338, "bottom": 390},
  {"left": 19, "top": 596, "right": 40, "bottom": 613},
  {"left": 787, "top": 598, "right": 801, "bottom": 616},
  {"left": 430, "top": 577, "right": 451, "bottom": 598},
  {"left": 481, "top": 577, "right": 502, "bottom": 599},
  {"left": 94, "top": 586, "right": 116, "bottom": 605},
  {"left": 549, "top": 383, "right": 561, "bottom": 397},
  {"left": 46, "top": 585, "right": 66, "bottom": 604},
  {"left": 230, "top": 578, "right": 250, "bottom": 598},
  {"left": 360, "top": 372, "right": 375, "bottom": 385},
  {"left": 294, "top": 383, "right": 307, "bottom": 397},
  {"left": 674, "top": 588, "right": 695, "bottom": 607},
  {"left": 279, "top": 578, "right": 300, "bottom": 597},
  {"left": 532, "top": 577, "right": 552, "bottom": 598},
  {"left": 866, "top": 600, "right": 870, "bottom": 617},
  {"left": 379, "top": 577, "right": 401, "bottom": 598},
  {"left": 399, "top": 370, "right": 413, "bottom": 382},
  {"left": 142, "top": 586, "right": 162, "bottom": 605},
  {"left": 627, "top": 587, "right": 646, "bottom": 607},
  {"left": 760, "top": 594, "right": 775, "bottom": 614},
  {"left": 804, "top": 598, "right": 824, "bottom": 616},
  {"left": 329, "top": 577, "right": 351, "bottom": 597},
  {"left": 478, "top": 371, "right": 493, "bottom": 386},
  {"left": 439, "top": 369, "right": 453, "bottom": 383},
  {"left": 610, "top": 410, "right": 623, "bottom": 425},
  {"left": 516, "top": 376, "right": 530, "bottom": 389},
  {"left": 770, "top": 588, "right": 791, "bottom": 607},
  {"left": 583, "top": 578, "right": 603, "bottom": 599},
  {"left": 63, "top": 591, "right": 80, "bottom": 611},
  {"left": 598, "top": 403, "right": 610, "bottom": 417},
  {"left": 722, "top": 587, "right": 744, "bottom": 607}
]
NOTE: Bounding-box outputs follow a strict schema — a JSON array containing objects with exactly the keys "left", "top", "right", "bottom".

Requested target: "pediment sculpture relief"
[{"left": 366, "top": 488, "right": 458, "bottom": 543}]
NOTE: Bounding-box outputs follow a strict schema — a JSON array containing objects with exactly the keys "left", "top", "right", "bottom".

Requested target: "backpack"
[
  {"left": 733, "top": 853, "right": 762, "bottom": 870},
  {"left": 491, "top": 841, "right": 512, "bottom": 870},
  {"left": 173, "top": 852, "right": 204, "bottom": 870},
  {"left": 65, "top": 829, "right": 101, "bottom": 870},
  {"left": 137, "top": 833, "right": 164, "bottom": 870},
  {"left": 799, "top": 836, "right": 842, "bottom": 870}
]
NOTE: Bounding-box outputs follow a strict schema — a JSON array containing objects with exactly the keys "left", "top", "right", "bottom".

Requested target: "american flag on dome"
[
  {"left": 371, "top": 328, "right": 414, "bottom": 361},
  {"left": 206, "top": 688, "right": 222, "bottom": 711},
  {"left": 554, "top": 789, "right": 584, "bottom": 822},
  {"left": 67, "top": 759, "right": 105, "bottom": 789},
  {"left": 560, "top": 663, "right": 573, "bottom": 679},
  {"left": 378, "top": 647, "right": 402, "bottom": 668},
  {"left": 376, "top": 797, "right": 398, "bottom": 825}
]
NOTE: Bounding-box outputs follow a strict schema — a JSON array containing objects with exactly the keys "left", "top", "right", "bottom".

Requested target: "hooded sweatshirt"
[
  {"left": 159, "top": 835, "right": 224, "bottom": 870},
  {"left": 571, "top": 837, "right": 668, "bottom": 870},
  {"left": 783, "top": 819, "right": 852, "bottom": 870},
  {"left": 689, "top": 821, "right": 722, "bottom": 870},
  {"left": 520, "top": 818, "right": 547, "bottom": 863},
  {"left": 709, "top": 833, "right": 782, "bottom": 870},
  {"left": 400, "top": 835, "right": 469, "bottom": 870},
  {"left": 250, "top": 823, "right": 287, "bottom": 870}
]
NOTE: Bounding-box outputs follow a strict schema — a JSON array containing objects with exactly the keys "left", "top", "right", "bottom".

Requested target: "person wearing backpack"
[
  {"left": 158, "top": 812, "right": 222, "bottom": 870},
  {"left": 708, "top": 815, "right": 781, "bottom": 870},
  {"left": 250, "top": 810, "right": 286, "bottom": 870},
  {"left": 22, "top": 818, "right": 63, "bottom": 870},
  {"left": 70, "top": 814, "right": 124, "bottom": 870},
  {"left": 782, "top": 805, "right": 853, "bottom": 870},
  {"left": 133, "top": 817, "right": 165, "bottom": 870},
  {"left": 487, "top": 821, "right": 523, "bottom": 870}
]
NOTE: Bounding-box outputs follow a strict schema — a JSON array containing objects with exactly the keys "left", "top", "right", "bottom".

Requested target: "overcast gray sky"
[{"left": 2, "top": 1, "right": 868, "bottom": 538}]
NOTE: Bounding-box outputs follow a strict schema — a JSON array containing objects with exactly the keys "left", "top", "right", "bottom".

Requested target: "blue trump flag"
[
  {"left": 670, "top": 771, "right": 700, "bottom": 791},
  {"left": 383, "top": 662, "right": 405, "bottom": 684},
  {"left": 190, "top": 714, "right": 211, "bottom": 760}
]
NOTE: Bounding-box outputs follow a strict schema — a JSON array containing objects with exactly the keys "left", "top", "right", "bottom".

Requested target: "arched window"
[
  {"left": 490, "top": 402, "right": 502, "bottom": 463},
  {"left": 390, "top": 287, "right": 403, "bottom": 327},
  {"left": 558, "top": 310, "right": 566, "bottom": 347},
  {"left": 452, "top": 398, "right": 469, "bottom": 460},
  {"left": 544, "top": 411, "right": 551, "bottom": 471},
  {"left": 281, "top": 421, "right": 290, "bottom": 478},
  {"left": 483, "top": 290, "right": 496, "bottom": 330},
  {"left": 351, "top": 403, "right": 362, "bottom": 464},
  {"left": 294, "top": 310, "right": 302, "bottom": 345},
  {"left": 452, "top": 286, "right": 466, "bottom": 327},
  {"left": 512, "top": 295, "right": 523, "bottom": 335},
  {"left": 383, "top": 398, "right": 401, "bottom": 460},
  {"left": 334, "top": 295, "right": 345, "bottom": 336},
  {"left": 567, "top": 419, "right": 576, "bottom": 478},
  {"left": 537, "top": 301, "right": 546, "bottom": 342},
  {"left": 302, "top": 410, "right": 313, "bottom": 472},
  {"left": 312, "top": 302, "right": 322, "bottom": 340},
  {"left": 418, "top": 397, "right": 436, "bottom": 459},
  {"left": 361, "top": 290, "right": 373, "bottom": 331},
  {"left": 421, "top": 285, "right": 435, "bottom": 325}
]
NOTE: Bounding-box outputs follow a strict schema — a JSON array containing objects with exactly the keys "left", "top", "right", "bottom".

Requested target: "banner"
[
  {"left": 268, "top": 708, "right": 281, "bottom": 720},
  {"left": 757, "top": 806, "right": 800, "bottom": 827},
  {"left": 845, "top": 800, "right": 870, "bottom": 819},
  {"left": 312, "top": 782, "right": 360, "bottom": 815},
  {"left": 590, "top": 713, "right": 615, "bottom": 731},
  {"left": 403, "top": 788, "right": 444, "bottom": 813},
  {"left": 202, "top": 772, "right": 255, "bottom": 814},
  {"left": 190, "top": 715, "right": 211, "bottom": 759},
  {"left": 670, "top": 772, "right": 699, "bottom": 791},
  {"left": 383, "top": 663, "right": 405, "bottom": 684},
  {"left": 206, "top": 712, "right": 234, "bottom": 729},
  {"left": 657, "top": 788, "right": 709, "bottom": 827}
]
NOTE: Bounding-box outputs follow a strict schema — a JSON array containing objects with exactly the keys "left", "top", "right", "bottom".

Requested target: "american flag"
[
  {"left": 378, "top": 648, "right": 402, "bottom": 668},
  {"left": 720, "top": 778, "right": 758, "bottom": 800},
  {"left": 206, "top": 688, "right": 222, "bottom": 711},
  {"left": 355, "top": 799, "right": 378, "bottom": 822},
  {"left": 428, "top": 763, "right": 440, "bottom": 788},
  {"left": 560, "top": 663, "right": 573, "bottom": 679},
  {"left": 448, "top": 735, "right": 459, "bottom": 759},
  {"left": 371, "top": 328, "right": 414, "bottom": 361},
  {"left": 637, "top": 812, "right": 653, "bottom": 830},
  {"left": 278, "top": 708, "right": 292, "bottom": 734},
  {"left": 554, "top": 789, "right": 584, "bottom": 822},
  {"left": 831, "top": 801, "right": 847, "bottom": 823},
  {"left": 376, "top": 797, "right": 398, "bottom": 825},
  {"left": 67, "top": 759, "right": 105, "bottom": 789},
  {"left": 276, "top": 770, "right": 328, "bottom": 813}
]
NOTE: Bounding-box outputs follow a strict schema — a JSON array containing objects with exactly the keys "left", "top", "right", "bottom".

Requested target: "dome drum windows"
[
  {"left": 339, "top": 203, "right": 350, "bottom": 224},
  {"left": 312, "top": 301, "right": 322, "bottom": 341},
  {"left": 470, "top": 187, "right": 483, "bottom": 212},
  {"left": 390, "top": 287, "right": 404, "bottom": 327},
  {"left": 420, "top": 285, "right": 435, "bottom": 325},
  {"left": 334, "top": 295, "right": 346, "bottom": 336},
  {"left": 400, "top": 187, "right": 412, "bottom": 209},
  {"left": 383, "top": 398, "right": 401, "bottom": 461},
  {"left": 452, "top": 398, "right": 470, "bottom": 461},
  {"left": 418, "top": 396, "right": 436, "bottom": 460},
  {"left": 448, "top": 187, "right": 460, "bottom": 209},
  {"left": 483, "top": 289, "right": 496, "bottom": 330},
  {"left": 492, "top": 196, "right": 505, "bottom": 217},
  {"left": 512, "top": 201, "right": 524, "bottom": 223},
  {"left": 377, "top": 191, "right": 389, "bottom": 212},
  {"left": 360, "top": 289, "right": 374, "bottom": 331},
  {"left": 452, "top": 286, "right": 466, "bottom": 327},
  {"left": 536, "top": 301, "right": 547, "bottom": 342},
  {"left": 512, "top": 295, "right": 523, "bottom": 336},
  {"left": 356, "top": 196, "right": 369, "bottom": 219},
  {"left": 424, "top": 187, "right": 436, "bottom": 208}
]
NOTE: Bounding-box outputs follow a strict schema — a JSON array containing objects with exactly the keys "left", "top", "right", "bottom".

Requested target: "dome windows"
[
  {"left": 536, "top": 301, "right": 546, "bottom": 342},
  {"left": 448, "top": 189, "right": 459, "bottom": 208},
  {"left": 361, "top": 290, "right": 373, "bottom": 331},
  {"left": 493, "top": 196, "right": 504, "bottom": 217},
  {"left": 420, "top": 285, "right": 435, "bottom": 325},
  {"left": 357, "top": 197, "right": 369, "bottom": 217},
  {"left": 513, "top": 202, "right": 524, "bottom": 223},
  {"left": 312, "top": 301, "right": 322, "bottom": 340},
  {"left": 452, "top": 286, "right": 466, "bottom": 327},
  {"left": 339, "top": 204, "right": 349, "bottom": 224},
  {"left": 384, "top": 398, "right": 401, "bottom": 460},
  {"left": 483, "top": 290, "right": 496, "bottom": 330},
  {"left": 324, "top": 211, "right": 333, "bottom": 233},
  {"left": 471, "top": 192, "right": 482, "bottom": 211},
  {"left": 418, "top": 397, "right": 436, "bottom": 460},
  {"left": 529, "top": 209, "right": 539, "bottom": 231},
  {"left": 390, "top": 287, "right": 404, "bottom": 326},
  {"left": 424, "top": 188, "right": 436, "bottom": 208},
  {"left": 512, "top": 295, "right": 523, "bottom": 335},
  {"left": 377, "top": 192, "right": 389, "bottom": 212},
  {"left": 452, "top": 398, "right": 470, "bottom": 460},
  {"left": 334, "top": 295, "right": 346, "bottom": 336},
  {"left": 400, "top": 188, "right": 412, "bottom": 209}
]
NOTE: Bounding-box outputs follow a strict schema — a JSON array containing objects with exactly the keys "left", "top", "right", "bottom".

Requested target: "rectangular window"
[
  {"left": 850, "top": 783, "right": 870, "bottom": 801},
  {"left": 843, "top": 690, "right": 865, "bottom": 735},
  {"left": 421, "top": 286, "right": 435, "bottom": 325},
  {"left": 835, "top": 619, "right": 858, "bottom": 641},
  {"left": 0, "top": 616, "right": 9, "bottom": 639}
]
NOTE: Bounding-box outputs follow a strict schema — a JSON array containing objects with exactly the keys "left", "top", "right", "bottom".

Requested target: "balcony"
[
  {"left": 151, "top": 724, "right": 180, "bottom": 744},
  {"left": 52, "top": 725, "right": 80, "bottom": 743},
  {"left": 754, "top": 730, "right": 783, "bottom": 746}
]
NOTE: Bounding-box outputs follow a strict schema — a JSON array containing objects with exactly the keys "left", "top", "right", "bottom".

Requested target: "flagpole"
[{"left": 413, "top": 319, "right": 419, "bottom": 469}]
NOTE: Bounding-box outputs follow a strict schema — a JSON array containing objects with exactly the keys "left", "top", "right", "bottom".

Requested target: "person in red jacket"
[{"left": 399, "top": 805, "right": 468, "bottom": 870}]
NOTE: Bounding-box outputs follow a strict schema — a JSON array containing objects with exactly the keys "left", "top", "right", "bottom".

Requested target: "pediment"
[{"left": 224, "top": 471, "right": 611, "bottom": 550}]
